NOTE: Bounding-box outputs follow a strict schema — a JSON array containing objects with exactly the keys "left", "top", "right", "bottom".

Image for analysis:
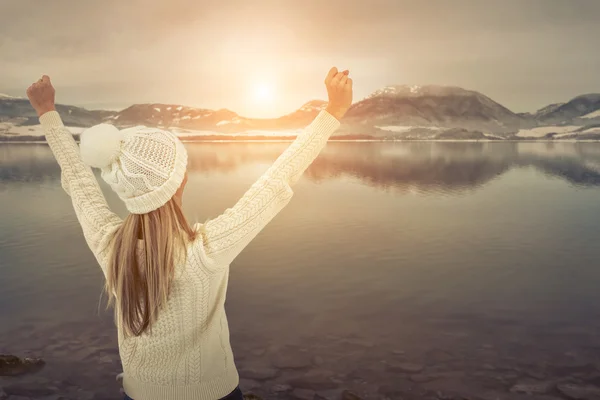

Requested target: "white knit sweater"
[{"left": 39, "top": 109, "right": 341, "bottom": 400}]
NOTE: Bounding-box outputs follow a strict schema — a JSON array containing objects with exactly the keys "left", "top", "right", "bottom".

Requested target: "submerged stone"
[{"left": 0, "top": 355, "right": 45, "bottom": 377}]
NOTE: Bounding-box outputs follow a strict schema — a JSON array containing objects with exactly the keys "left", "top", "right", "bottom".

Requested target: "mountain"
[
  {"left": 3, "top": 86, "right": 600, "bottom": 141},
  {"left": 343, "top": 85, "right": 535, "bottom": 136},
  {"left": 102, "top": 100, "right": 328, "bottom": 135},
  {"left": 0, "top": 95, "right": 113, "bottom": 127},
  {"left": 111, "top": 104, "right": 240, "bottom": 131},
  {"left": 535, "top": 94, "right": 600, "bottom": 123},
  {"left": 529, "top": 102, "right": 565, "bottom": 119}
]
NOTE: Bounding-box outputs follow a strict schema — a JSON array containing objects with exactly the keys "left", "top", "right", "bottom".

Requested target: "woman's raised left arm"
[{"left": 27, "top": 76, "right": 122, "bottom": 275}]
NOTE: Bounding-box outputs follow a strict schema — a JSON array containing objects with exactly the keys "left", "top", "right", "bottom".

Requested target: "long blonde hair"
[{"left": 103, "top": 197, "right": 196, "bottom": 337}]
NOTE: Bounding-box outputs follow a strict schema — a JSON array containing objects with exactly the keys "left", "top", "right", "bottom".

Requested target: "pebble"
[
  {"left": 271, "top": 384, "right": 292, "bottom": 393},
  {"left": 271, "top": 349, "right": 313, "bottom": 369},
  {"left": 315, "top": 389, "right": 344, "bottom": 400},
  {"left": 0, "top": 355, "right": 45, "bottom": 377},
  {"left": 250, "top": 348, "right": 266, "bottom": 357},
  {"left": 386, "top": 362, "right": 424, "bottom": 373},
  {"left": 239, "top": 367, "right": 279, "bottom": 380},
  {"left": 557, "top": 383, "right": 600, "bottom": 400},
  {"left": 293, "top": 388, "right": 317, "bottom": 400},
  {"left": 526, "top": 370, "right": 547, "bottom": 380},
  {"left": 63, "top": 388, "right": 94, "bottom": 400},
  {"left": 242, "top": 393, "right": 264, "bottom": 400},
  {"left": 478, "top": 391, "right": 563, "bottom": 400},
  {"left": 510, "top": 381, "right": 555, "bottom": 394},
  {"left": 2, "top": 382, "right": 54, "bottom": 397},
  {"left": 239, "top": 379, "right": 261, "bottom": 390},
  {"left": 341, "top": 390, "right": 363, "bottom": 400},
  {"left": 288, "top": 370, "right": 339, "bottom": 390},
  {"left": 340, "top": 339, "right": 375, "bottom": 348},
  {"left": 97, "top": 355, "right": 113, "bottom": 364},
  {"left": 409, "top": 373, "right": 440, "bottom": 383}
]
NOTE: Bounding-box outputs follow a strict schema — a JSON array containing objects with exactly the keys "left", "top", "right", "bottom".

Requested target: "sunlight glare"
[{"left": 252, "top": 82, "right": 275, "bottom": 103}]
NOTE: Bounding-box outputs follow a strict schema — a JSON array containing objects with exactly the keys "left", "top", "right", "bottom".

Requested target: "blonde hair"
[{"left": 103, "top": 197, "right": 196, "bottom": 337}]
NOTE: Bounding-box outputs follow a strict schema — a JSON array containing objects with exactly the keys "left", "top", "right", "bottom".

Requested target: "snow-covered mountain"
[
  {"left": 531, "top": 102, "right": 565, "bottom": 119},
  {"left": 0, "top": 95, "right": 114, "bottom": 127},
  {"left": 534, "top": 94, "right": 600, "bottom": 124},
  {"left": 343, "top": 85, "right": 537, "bottom": 138},
  {"left": 107, "top": 100, "right": 329, "bottom": 134},
  {"left": 2, "top": 86, "right": 600, "bottom": 141}
]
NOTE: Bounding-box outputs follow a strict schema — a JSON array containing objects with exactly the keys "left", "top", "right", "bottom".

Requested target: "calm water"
[{"left": 2, "top": 141, "right": 600, "bottom": 398}]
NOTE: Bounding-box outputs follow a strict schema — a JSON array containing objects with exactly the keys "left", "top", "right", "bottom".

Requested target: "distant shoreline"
[{"left": 2, "top": 139, "right": 600, "bottom": 144}]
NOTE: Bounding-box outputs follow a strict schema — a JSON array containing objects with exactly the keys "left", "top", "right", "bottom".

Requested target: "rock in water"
[
  {"left": 0, "top": 355, "right": 45, "bottom": 376},
  {"left": 557, "top": 383, "right": 600, "bottom": 400},
  {"left": 243, "top": 393, "right": 264, "bottom": 400},
  {"left": 341, "top": 390, "right": 363, "bottom": 400},
  {"left": 271, "top": 384, "right": 292, "bottom": 393},
  {"left": 386, "top": 361, "right": 424, "bottom": 374},
  {"left": 239, "top": 367, "right": 279, "bottom": 380},
  {"left": 293, "top": 388, "right": 317, "bottom": 400},
  {"left": 510, "top": 381, "right": 555, "bottom": 394},
  {"left": 239, "top": 379, "right": 261, "bottom": 390},
  {"left": 271, "top": 350, "right": 313, "bottom": 369},
  {"left": 288, "top": 370, "right": 338, "bottom": 390}
]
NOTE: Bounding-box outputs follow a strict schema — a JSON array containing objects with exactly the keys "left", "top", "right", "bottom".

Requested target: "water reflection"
[
  {"left": 3, "top": 142, "right": 600, "bottom": 398},
  {"left": 3, "top": 142, "right": 600, "bottom": 192}
]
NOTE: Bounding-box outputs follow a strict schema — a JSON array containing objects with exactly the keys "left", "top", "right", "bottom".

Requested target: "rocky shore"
[{"left": 2, "top": 316, "right": 600, "bottom": 400}]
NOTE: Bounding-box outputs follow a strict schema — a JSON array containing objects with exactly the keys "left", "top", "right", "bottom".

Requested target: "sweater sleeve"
[
  {"left": 39, "top": 111, "right": 122, "bottom": 276},
  {"left": 196, "top": 110, "right": 341, "bottom": 268}
]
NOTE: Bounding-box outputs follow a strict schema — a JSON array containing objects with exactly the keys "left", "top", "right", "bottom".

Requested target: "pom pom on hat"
[{"left": 80, "top": 123, "right": 124, "bottom": 168}]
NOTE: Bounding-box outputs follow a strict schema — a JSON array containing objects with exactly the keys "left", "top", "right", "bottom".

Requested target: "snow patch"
[
  {"left": 516, "top": 125, "right": 579, "bottom": 138},
  {"left": 166, "top": 107, "right": 172, "bottom": 111},
  {"left": 376, "top": 125, "right": 443, "bottom": 132},
  {"left": 0, "top": 122, "right": 86, "bottom": 136},
  {"left": 182, "top": 116, "right": 191, "bottom": 120},
  {"left": 216, "top": 120, "right": 230, "bottom": 126},
  {"left": 176, "top": 106, "right": 183, "bottom": 111},
  {"left": 154, "top": 107, "right": 161, "bottom": 112},
  {"left": 483, "top": 133, "right": 505, "bottom": 140},
  {"left": 553, "top": 127, "right": 600, "bottom": 138},
  {"left": 582, "top": 109, "right": 600, "bottom": 119}
]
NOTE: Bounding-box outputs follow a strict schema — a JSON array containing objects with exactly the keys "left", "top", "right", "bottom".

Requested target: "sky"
[{"left": 1, "top": 0, "right": 600, "bottom": 118}]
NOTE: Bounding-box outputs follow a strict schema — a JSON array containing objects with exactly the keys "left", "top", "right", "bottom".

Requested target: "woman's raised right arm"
[{"left": 196, "top": 67, "right": 353, "bottom": 268}]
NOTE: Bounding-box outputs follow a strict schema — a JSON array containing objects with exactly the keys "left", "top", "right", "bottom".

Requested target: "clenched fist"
[
  {"left": 324, "top": 67, "right": 353, "bottom": 121},
  {"left": 26, "top": 75, "right": 56, "bottom": 117}
]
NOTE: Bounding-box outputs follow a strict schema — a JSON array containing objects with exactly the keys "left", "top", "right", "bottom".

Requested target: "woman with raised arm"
[{"left": 26, "top": 67, "right": 353, "bottom": 400}]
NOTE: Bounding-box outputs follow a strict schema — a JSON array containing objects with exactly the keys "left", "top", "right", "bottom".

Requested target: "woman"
[{"left": 26, "top": 67, "right": 353, "bottom": 400}]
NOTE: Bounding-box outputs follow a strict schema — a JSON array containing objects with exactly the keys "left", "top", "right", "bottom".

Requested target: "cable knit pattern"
[{"left": 39, "top": 109, "right": 340, "bottom": 400}]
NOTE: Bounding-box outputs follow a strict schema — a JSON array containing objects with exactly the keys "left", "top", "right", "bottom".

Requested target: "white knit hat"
[{"left": 79, "top": 123, "right": 188, "bottom": 214}]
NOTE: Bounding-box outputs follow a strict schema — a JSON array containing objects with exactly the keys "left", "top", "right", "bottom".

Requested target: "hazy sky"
[{"left": 1, "top": 0, "right": 600, "bottom": 117}]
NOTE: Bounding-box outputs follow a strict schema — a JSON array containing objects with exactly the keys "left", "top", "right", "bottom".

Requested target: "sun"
[
  {"left": 243, "top": 79, "right": 280, "bottom": 117},
  {"left": 252, "top": 82, "right": 276, "bottom": 103}
]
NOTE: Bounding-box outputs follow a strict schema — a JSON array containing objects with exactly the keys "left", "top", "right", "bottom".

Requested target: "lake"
[{"left": 2, "top": 141, "right": 600, "bottom": 400}]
